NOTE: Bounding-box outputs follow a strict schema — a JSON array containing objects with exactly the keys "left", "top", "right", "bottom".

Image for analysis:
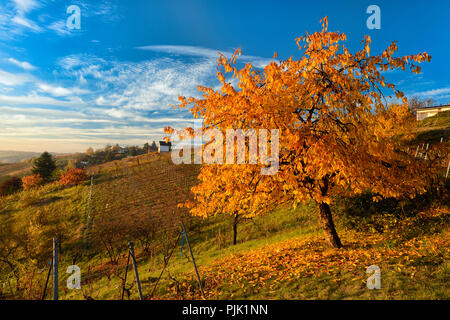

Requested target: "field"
[
  {"left": 0, "top": 142, "right": 448, "bottom": 300},
  {"left": 0, "top": 162, "right": 32, "bottom": 180}
]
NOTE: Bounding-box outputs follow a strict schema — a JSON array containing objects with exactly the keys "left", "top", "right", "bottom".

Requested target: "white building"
[
  {"left": 159, "top": 141, "right": 172, "bottom": 153},
  {"left": 416, "top": 104, "right": 450, "bottom": 121}
]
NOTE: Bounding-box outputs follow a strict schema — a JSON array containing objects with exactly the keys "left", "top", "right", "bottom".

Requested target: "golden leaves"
[
  {"left": 168, "top": 17, "right": 433, "bottom": 229},
  {"left": 163, "top": 220, "right": 449, "bottom": 299}
]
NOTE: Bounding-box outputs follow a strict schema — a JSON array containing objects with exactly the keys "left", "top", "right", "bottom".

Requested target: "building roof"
[
  {"left": 159, "top": 141, "right": 172, "bottom": 146},
  {"left": 416, "top": 104, "right": 450, "bottom": 111}
]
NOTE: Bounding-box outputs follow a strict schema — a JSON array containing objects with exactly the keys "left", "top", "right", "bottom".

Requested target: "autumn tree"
[
  {"left": 22, "top": 174, "right": 44, "bottom": 190},
  {"left": 168, "top": 17, "right": 434, "bottom": 248},
  {"left": 58, "top": 168, "right": 88, "bottom": 187},
  {"left": 86, "top": 147, "right": 94, "bottom": 155}
]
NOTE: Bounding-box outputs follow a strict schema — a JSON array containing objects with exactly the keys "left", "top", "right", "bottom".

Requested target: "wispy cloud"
[
  {"left": 11, "top": 0, "right": 43, "bottom": 32},
  {"left": 11, "top": 15, "right": 42, "bottom": 31},
  {"left": 47, "top": 20, "right": 71, "bottom": 36},
  {"left": 0, "top": 93, "right": 83, "bottom": 106},
  {"left": 12, "top": 0, "right": 40, "bottom": 14},
  {"left": 413, "top": 87, "right": 450, "bottom": 98},
  {"left": 7, "top": 57, "right": 36, "bottom": 70},
  {"left": 137, "top": 45, "right": 275, "bottom": 68},
  {"left": 36, "top": 83, "right": 89, "bottom": 97},
  {"left": 45, "top": 0, "right": 121, "bottom": 37},
  {"left": 0, "top": 0, "right": 121, "bottom": 39},
  {"left": 57, "top": 54, "right": 217, "bottom": 111},
  {"left": 0, "top": 0, "right": 43, "bottom": 38}
]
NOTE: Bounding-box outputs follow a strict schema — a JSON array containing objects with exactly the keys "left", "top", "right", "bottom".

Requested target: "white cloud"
[
  {"left": 7, "top": 57, "right": 36, "bottom": 70},
  {"left": 11, "top": 15, "right": 42, "bottom": 31},
  {"left": 37, "top": 83, "right": 89, "bottom": 97},
  {"left": 47, "top": 20, "right": 70, "bottom": 36},
  {"left": 137, "top": 45, "right": 275, "bottom": 68},
  {"left": 413, "top": 87, "right": 450, "bottom": 98},
  {"left": 0, "top": 93, "right": 82, "bottom": 106},
  {"left": 10, "top": 0, "right": 43, "bottom": 32},
  {"left": 37, "top": 83, "right": 72, "bottom": 96},
  {"left": 57, "top": 54, "right": 217, "bottom": 111},
  {"left": 0, "top": 69, "right": 34, "bottom": 86},
  {"left": 12, "top": 0, "right": 40, "bottom": 14},
  {"left": 45, "top": 1, "right": 122, "bottom": 37},
  {"left": 104, "top": 108, "right": 130, "bottom": 119},
  {"left": 57, "top": 54, "right": 107, "bottom": 83}
]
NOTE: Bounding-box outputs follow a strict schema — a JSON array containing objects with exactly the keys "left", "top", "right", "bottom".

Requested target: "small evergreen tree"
[{"left": 32, "top": 152, "right": 56, "bottom": 181}]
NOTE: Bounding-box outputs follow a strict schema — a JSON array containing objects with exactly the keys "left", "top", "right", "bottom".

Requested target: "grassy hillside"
[
  {"left": 0, "top": 148, "right": 448, "bottom": 300},
  {"left": 417, "top": 110, "right": 450, "bottom": 130},
  {"left": 414, "top": 110, "right": 450, "bottom": 145}
]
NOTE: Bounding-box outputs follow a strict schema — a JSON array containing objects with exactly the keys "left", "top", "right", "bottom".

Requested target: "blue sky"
[{"left": 0, "top": 0, "right": 449, "bottom": 153}]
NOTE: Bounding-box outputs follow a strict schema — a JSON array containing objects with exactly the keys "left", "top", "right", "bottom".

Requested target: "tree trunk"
[
  {"left": 232, "top": 213, "right": 238, "bottom": 245},
  {"left": 318, "top": 202, "right": 342, "bottom": 248}
]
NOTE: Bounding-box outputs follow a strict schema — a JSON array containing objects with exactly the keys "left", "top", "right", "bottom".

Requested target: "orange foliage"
[
  {"left": 21, "top": 174, "right": 44, "bottom": 190},
  {"left": 167, "top": 17, "right": 440, "bottom": 248},
  {"left": 58, "top": 168, "right": 88, "bottom": 186}
]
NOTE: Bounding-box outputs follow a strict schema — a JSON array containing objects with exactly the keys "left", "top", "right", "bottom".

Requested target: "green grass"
[
  {"left": 59, "top": 199, "right": 448, "bottom": 300},
  {"left": 418, "top": 110, "right": 450, "bottom": 129},
  {"left": 58, "top": 204, "right": 320, "bottom": 300},
  {"left": 414, "top": 110, "right": 450, "bottom": 145},
  {"left": 0, "top": 152, "right": 448, "bottom": 300}
]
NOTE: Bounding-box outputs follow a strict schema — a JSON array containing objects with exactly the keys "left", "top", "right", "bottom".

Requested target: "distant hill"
[{"left": 0, "top": 151, "right": 40, "bottom": 164}]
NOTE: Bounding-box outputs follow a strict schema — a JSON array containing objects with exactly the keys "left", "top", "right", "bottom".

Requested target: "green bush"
[{"left": 334, "top": 181, "right": 449, "bottom": 233}]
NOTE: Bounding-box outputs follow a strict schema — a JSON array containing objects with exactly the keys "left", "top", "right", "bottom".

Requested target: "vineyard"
[
  {"left": 0, "top": 145, "right": 448, "bottom": 299},
  {"left": 0, "top": 152, "right": 205, "bottom": 299}
]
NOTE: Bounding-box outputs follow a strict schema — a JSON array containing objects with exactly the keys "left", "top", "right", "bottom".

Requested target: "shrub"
[
  {"left": 0, "top": 176, "right": 22, "bottom": 196},
  {"left": 59, "top": 168, "right": 87, "bottom": 187},
  {"left": 21, "top": 174, "right": 43, "bottom": 191},
  {"left": 51, "top": 168, "right": 64, "bottom": 181}
]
